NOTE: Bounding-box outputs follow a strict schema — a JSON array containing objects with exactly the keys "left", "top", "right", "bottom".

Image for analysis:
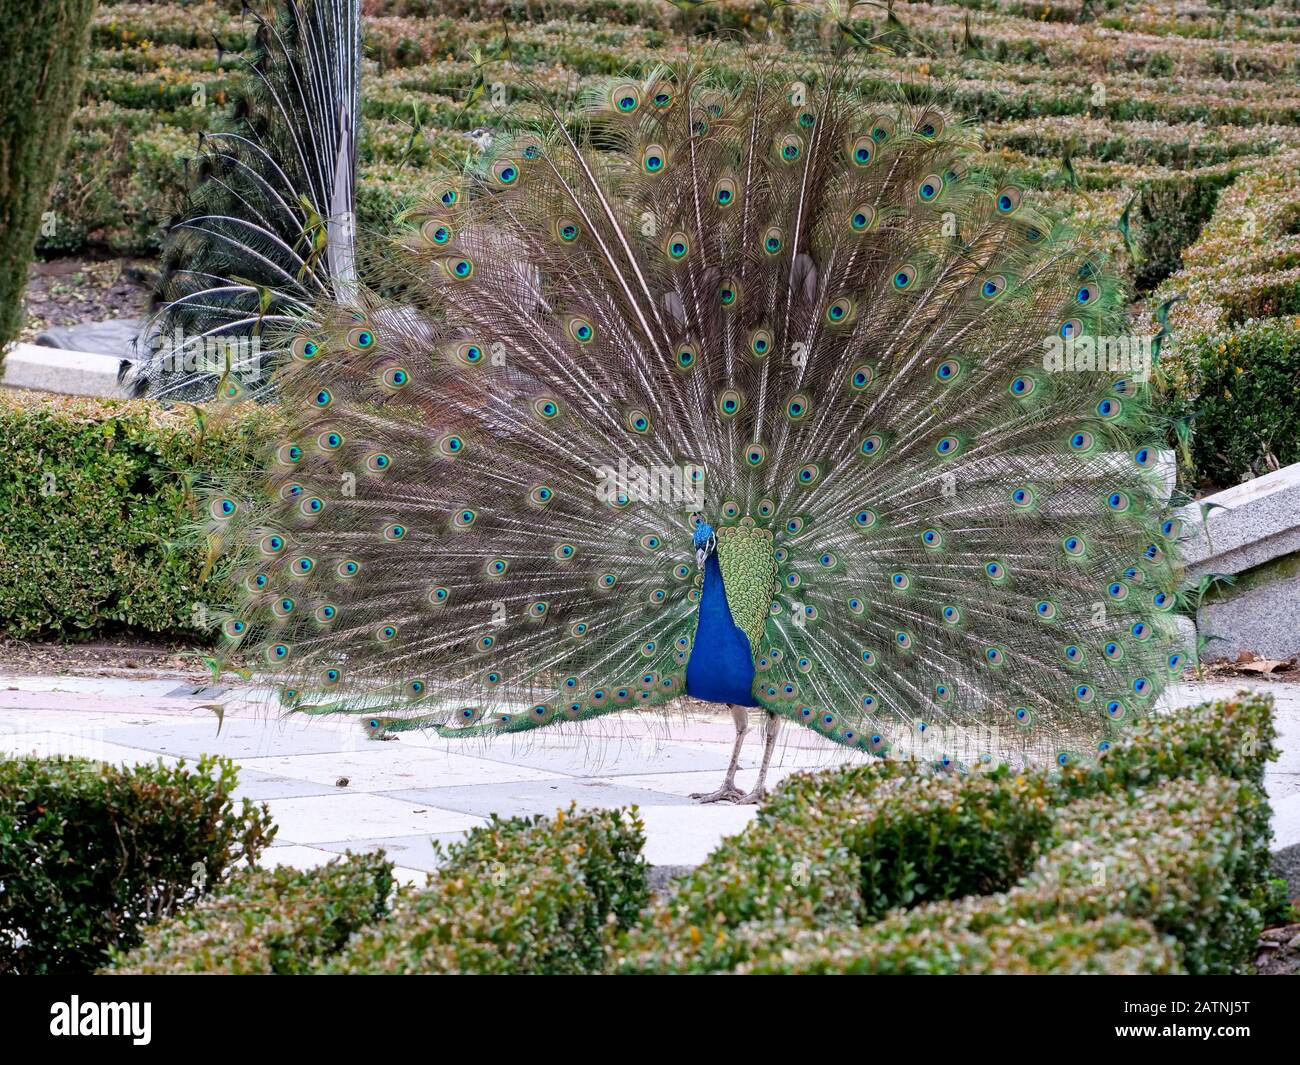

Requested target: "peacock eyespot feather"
[
  {"left": 935, "top": 434, "right": 962, "bottom": 458},
  {"left": 260, "top": 533, "right": 286, "bottom": 556},
  {"left": 922, "top": 528, "right": 944, "bottom": 549},
  {"left": 366, "top": 451, "right": 392, "bottom": 472},
  {"left": 1064, "top": 644, "right": 1085, "bottom": 665},
  {"left": 1131, "top": 620, "right": 1152, "bottom": 641},
  {"left": 1076, "top": 283, "right": 1100, "bottom": 306},
  {"left": 853, "top": 508, "right": 877, "bottom": 530},
  {"left": 554, "top": 543, "right": 575, "bottom": 561},
  {"left": 491, "top": 158, "right": 520, "bottom": 186},
  {"left": 917, "top": 112, "right": 944, "bottom": 138},
  {"left": 245, "top": 573, "right": 269, "bottom": 592},
  {"left": 871, "top": 116, "right": 895, "bottom": 141},
  {"left": 748, "top": 328, "right": 773, "bottom": 358},
  {"left": 642, "top": 144, "right": 666, "bottom": 173},
  {"left": 475, "top": 634, "right": 496, "bottom": 653},
  {"left": 1009, "top": 374, "right": 1037, "bottom": 398},
  {"left": 428, "top": 586, "right": 449, "bottom": 607},
  {"left": 714, "top": 177, "right": 737, "bottom": 207},
  {"left": 785, "top": 393, "right": 811, "bottom": 421},
  {"left": 848, "top": 135, "right": 874, "bottom": 167},
  {"left": 891, "top": 571, "right": 911, "bottom": 591},
  {"left": 1133, "top": 446, "right": 1154, "bottom": 468},
  {"left": 778, "top": 134, "right": 803, "bottom": 162},
  {"left": 1068, "top": 430, "right": 1095, "bottom": 453},
  {"left": 376, "top": 624, "right": 398, "bottom": 642},
  {"left": 762, "top": 228, "right": 783, "bottom": 255},
  {"left": 422, "top": 219, "right": 453, "bottom": 245},
  {"left": 1097, "top": 397, "right": 1122, "bottom": 419},
  {"left": 917, "top": 174, "right": 943, "bottom": 203},
  {"left": 533, "top": 397, "right": 561, "bottom": 420},
  {"left": 380, "top": 366, "right": 409, "bottom": 391},
  {"left": 529, "top": 485, "right": 554, "bottom": 507},
  {"left": 1107, "top": 581, "right": 1130, "bottom": 602},
  {"left": 719, "top": 277, "right": 741, "bottom": 307},
  {"left": 1059, "top": 318, "right": 1083, "bottom": 340},
  {"left": 980, "top": 275, "right": 1006, "bottom": 300},
  {"left": 1036, "top": 599, "right": 1057, "bottom": 621},
  {"left": 744, "top": 443, "right": 767, "bottom": 467},
  {"left": 336, "top": 559, "right": 360, "bottom": 578},
  {"left": 317, "top": 430, "right": 343, "bottom": 452},
  {"left": 892, "top": 265, "right": 917, "bottom": 291},
  {"left": 650, "top": 588, "right": 666, "bottom": 603},
  {"left": 316, "top": 604, "right": 338, "bottom": 623},
  {"left": 785, "top": 572, "right": 801, "bottom": 589},
  {"left": 434, "top": 183, "right": 459, "bottom": 208},
  {"left": 453, "top": 508, "right": 476, "bottom": 529},
  {"left": 597, "top": 573, "right": 618, "bottom": 590},
  {"left": 1011, "top": 486, "right": 1036, "bottom": 509},
  {"left": 291, "top": 336, "right": 320, "bottom": 361},
  {"left": 847, "top": 596, "right": 864, "bottom": 614},
  {"left": 485, "top": 558, "right": 509, "bottom": 577},
  {"left": 312, "top": 388, "right": 332, "bottom": 409},
  {"left": 276, "top": 444, "right": 303, "bottom": 465},
  {"left": 528, "top": 601, "right": 548, "bottom": 619},
  {"left": 942, "top": 604, "right": 961, "bottom": 624},
  {"left": 859, "top": 433, "right": 886, "bottom": 458},
  {"left": 625, "top": 409, "right": 651, "bottom": 434},
  {"left": 266, "top": 644, "right": 290, "bottom": 663},
  {"left": 290, "top": 555, "right": 315, "bottom": 576},
  {"left": 437, "top": 434, "right": 463, "bottom": 458},
  {"left": 405, "top": 679, "right": 427, "bottom": 699},
  {"left": 1106, "top": 490, "right": 1130, "bottom": 512},
  {"left": 609, "top": 82, "right": 640, "bottom": 113},
  {"left": 665, "top": 231, "right": 690, "bottom": 260},
  {"left": 1161, "top": 518, "right": 1183, "bottom": 540},
  {"left": 721, "top": 501, "right": 740, "bottom": 520},
  {"left": 796, "top": 463, "right": 821, "bottom": 486},
  {"left": 896, "top": 631, "right": 913, "bottom": 650},
  {"left": 570, "top": 621, "right": 589, "bottom": 638},
  {"left": 1014, "top": 706, "right": 1032, "bottom": 726},
  {"left": 222, "top": 619, "right": 247, "bottom": 640},
  {"left": 1062, "top": 535, "right": 1087, "bottom": 557},
  {"left": 346, "top": 326, "right": 375, "bottom": 351},
  {"left": 934, "top": 359, "right": 962, "bottom": 383},
  {"left": 995, "top": 186, "right": 1022, "bottom": 214},
  {"left": 825, "top": 297, "right": 855, "bottom": 325},
  {"left": 567, "top": 318, "right": 594, "bottom": 345},
  {"left": 675, "top": 345, "right": 697, "bottom": 371},
  {"left": 209, "top": 497, "right": 237, "bottom": 520},
  {"left": 757, "top": 498, "right": 775, "bottom": 518},
  {"left": 1103, "top": 640, "right": 1124, "bottom": 660},
  {"left": 455, "top": 342, "right": 485, "bottom": 366},
  {"left": 1152, "top": 590, "right": 1174, "bottom": 611},
  {"left": 984, "top": 646, "right": 1005, "bottom": 667},
  {"left": 556, "top": 220, "right": 580, "bottom": 243},
  {"left": 849, "top": 204, "right": 875, "bottom": 232}
]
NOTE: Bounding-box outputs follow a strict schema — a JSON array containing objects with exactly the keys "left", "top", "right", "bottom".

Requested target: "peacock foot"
[
  {"left": 691, "top": 784, "right": 745, "bottom": 803},
  {"left": 733, "top": 787, "right": 766, "bottom": 805}
]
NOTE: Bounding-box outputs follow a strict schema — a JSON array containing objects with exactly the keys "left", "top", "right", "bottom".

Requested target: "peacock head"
[{"left": 693, "top": 521, "right": 717, "bottom": 568}]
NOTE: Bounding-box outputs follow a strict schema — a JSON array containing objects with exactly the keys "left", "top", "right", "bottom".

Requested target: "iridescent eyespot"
[
  {"left": 891, "top": 572, "right": 911, "bottom": 591},
  {"left": 762, "top": 227, "right": 783, "bottom": 255},
  {"left": 312, "top": 388, "right": 332, "bottom": 408},
  {"left": 529, "top": 485, "right": 554, "bottom": 507},
  {"left": 453, "top": 509, "right": 476, "bottom": 529},
  {"left": 222, "top": 619, "right": 247, "bottom": 639},
  {"left": 849, "top": 204, "right": 875, "bottom": 231},
  {"left": 922, "top": 529, "right": 943, "bottom": 549},
  {"left": 665, "top": 231, "right": 690, "bottom": 260},
  {"left": 995, "top": 186, "right": 1021, "bottom": 214},
  {"left": 1014, "top": 707, "right": 1032, "bottom": 725},
  {"left": 315, "top": 604, "right": 337, "bottom": 624},
  {"left": 849, "top": 365, "right": 874, "bottom": 391},
  {"left": 554, "top": 543, "right": 575, "bottom": 561},
  {"left": 209, "top": 497, "right": 237, "bottom": 520},
  {"left": 825, "top": 297, "right": 854, "bottom": 324},
  {"left": 291, "top": 336, "right": 319, "bottom": 361},
  {"left": 260, "top": 533, "right": 286, "bottom": 556},
  {"left": 1036, "top": 600, "right": 1057, "bottom": 620},
  {"left": 1076, "top": 283, "right": 1100, "bottom": 305},
  {"left": 712, "top": 388, "right": 744, "bottom": 421},
  {"left": 714, "top": 177, "right": 737, "bottom": 207},
  {"left": 1106, "top": 491, "right": 1130, "bottom": 511},
  {"left": 778, "top": 134, "right": 803, "bottom": 161},
  {"left": 422, "top": 219, "right": 453, "bottom": 245},
  {"left": 719, "top": 277, "right": 741, "bottom": 307},
  {"left": 854, "top": 509, "right": 877, "bottom": 529},
  {"left": 848, "top": 135, "right": 874, "bottom": 166},
  {"left": 1103, "top": 640, "right": 1123, "bottom": 660},
  {"left": 1068, "top": 430, "right": 1095, "bottom": 452},
  {"left": 935, "top": 359, "right": 961, "bottom": 383},
  {"left": 625, "top": 410, "right": 651, "bottom": 434},
  {"left": 1064, "top": 645, "right": 1084, "bottom": 665},
  {"left": 1009, "top": 375, "right": 1036, "bottom": 397},
  {"left": 917, "top": 174, "right": 943, "bottom": 202},
  {"left": 785, "top": 516, "right": 804, "bottom": 534},
  {"left": 985, "top": 646, "right": 1004, "bottom": 666},
  {"left": 1063, "top": 535, "right": 1086, "bottom": 557},
  {"left": 276, "top": 444, "right": 303, "bottom": 465},
  {"left": 1108, "top": 582, "right": 1130, "bottom": 601},
  {"left": 347, "top": 326, "right": 375, "bottom": 350},
  {"left": 860, "top": 434, "right": 884, "bottom": 457},
  {"left": 534, "top": 397, "right": 561, "bottom": 420},
  {"left": 942, "top": 605, "right": 960, "bottom": 624},
  {"left": 675, "top": 345, "right": 697, "bottom": 370},
  {"left": 1059, "top": 318, "right": 1083, "bottom": 340},
  {"left": 455, "top": 342, "right": 484, "bottom": 365},
  {"left": 429, "top": 586, "right": 449, "bottom": 606},
  {"left": 786, "top": 393, "right": 811, "bottom": 421},
  {"left": 317, "top": 430, "right": 343, "bottom": 451},
  {"left": 892, "top": 265, "right": 917, "bottom": 290},
  {"left": 982, "top": 274, "right": 1009, "bottom": 300},
  {"left": 366, "top": 452, "right": 392, "bottom": 472},
  {"left": 376, "top": 624, "right": 398, "bottom": 642},
  {"left": 486, "top": 558, "right": 508, "bottom": 577},
  {"left": 568, "top": 318, "right": 594, "bottom": 344},
  {"left": 745, "top": 443, "right": 766, "bottom": 467},
  {"left": 289, "top": 555, "right": 314, "bottom": 576},
  {"left": 642, "top": 144, "right": 666, "bottom": 173},
  {"left": 1097, "top": 398, "right": 1121, "bottom": 419},
  {"left": 610, "top": 82, "right": 640, "bottom": 112},
  {"left": 491, "top": 159, "right": 520, "bottom": 186},
  {"left": 381, "top": 366, "right": 410, "bottom": 390},
  {"left": 1161, "top": 518, "right": 1183, "bottom": 539},
  {"left": 935, "top": 435, "right": 961, "bottom": 457},
  {"left": 336, "top": 559, "right": 360, "bottom": 578},
  {"left": 1011, "top": 486, "right": 1035, "bottom": 508}
]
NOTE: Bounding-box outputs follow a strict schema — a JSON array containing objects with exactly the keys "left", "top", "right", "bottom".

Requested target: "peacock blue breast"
[{"left": 685, "top": 552, "right": 760, "bottom": 706}]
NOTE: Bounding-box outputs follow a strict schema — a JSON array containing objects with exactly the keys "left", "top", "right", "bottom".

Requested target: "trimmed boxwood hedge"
[
  {"left": 610, "top": 691, "right": 1277, "bottom": 975},
  {"left": 0, "top": 754, "right": 275, "bottom": 975},
  {"left": 107, "top": 853, "right": 395, "bottom": 975},
  {"left": 0, "top": 391, "right": 264, "bottom": 639}
]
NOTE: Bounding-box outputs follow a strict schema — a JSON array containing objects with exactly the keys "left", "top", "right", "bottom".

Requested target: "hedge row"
[
  {"left": 107, "top": 853, "right": 395, "bottom": 974},
  {"left": 0, "top": 755, "right": 275, "bottom": 975},
  {"left": 1155, "top": 153, "right": 1300, "bottom": 488},
  {"left": 0, "top": 391, "right": 263, "bottom": 639},
  {"left": 609, "top": 691, "right": 1278, "bottom": 974},
  {"left": 319, "top": 805, "right": 648, "bottom": 974}
]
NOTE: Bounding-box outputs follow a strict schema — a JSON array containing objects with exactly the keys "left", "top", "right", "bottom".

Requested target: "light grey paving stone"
[
  {"left": 1271, "top": 792, "right": 1300, "bottom": 851},
  {"left": 602, "top": 765, "right": 810, "bottom": 798},
  {"left": 382, "top": 777, "right": 696, "bottom": 817},
  {"left": 0, "top": 729, "right": 178, "bottom": 767},
  {"left": 96, "top": 719, "right": 367, "bottom": 760},
  {"left": 433, "top": 738, "right": 734, "bottom": 777},
  {"left": 263, "top": 792, "right": 486, "bottom": 844},
  {"left": 232, "top": 767, "right": 341, "bottom": 800},
  {"left": 637, "top": 805, "right": 757, "bottom": 865},
  {"left": 237, "top": 745, "right": 567, "bottom": 791},
  {"left": 315, "top": 833, "right": 468, "bottom": 873}
]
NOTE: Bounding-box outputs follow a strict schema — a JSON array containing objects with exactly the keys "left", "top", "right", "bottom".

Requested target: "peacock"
[{"left": 193, "top": 28, "right": 1186, "bottom": 803}]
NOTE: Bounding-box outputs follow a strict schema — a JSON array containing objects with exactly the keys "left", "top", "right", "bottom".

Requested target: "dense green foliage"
[
  {"left": 0, "top": 0, "right": 98, "bottom": 351},
  {"left": 0, "top": 390, "right": 264, "bottom": 638},
  {"left": 107, "top": 853, "right": 395, "bottom": 974},
  {"left": 0, "top": 755, "right": 275, "bottom": 974}
]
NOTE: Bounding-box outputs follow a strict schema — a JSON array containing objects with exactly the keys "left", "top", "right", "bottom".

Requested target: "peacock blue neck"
[{"left": 685, "top": 553, "right": 759, "bottom": 707}]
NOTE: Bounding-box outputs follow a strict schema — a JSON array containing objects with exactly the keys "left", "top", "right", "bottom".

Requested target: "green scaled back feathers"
[{"left": 200, "top": 60, "right": 1184, "bottom": 769}]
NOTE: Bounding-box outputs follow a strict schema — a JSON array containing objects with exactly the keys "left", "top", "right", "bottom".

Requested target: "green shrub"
[
  {"left": 321, "top": 805, "right": 647, "bottom": 974},
  {"left": 611, "top": 692, "right": 1276, "bottom": 975},
  {"left": 0, "top": 754, "right": 276, "bottom": 974},
  {"left": 612, "top": 763, "right": 1059, "bottom": 974},
  {"left": 107, "top": 853, "right": 394, "bottom": 974},
  {"left": 0, "top": 0, "right": 97, "bottom": 351},
  {"left": 0, "top": 391, "right": 265, "bottom": 639}
]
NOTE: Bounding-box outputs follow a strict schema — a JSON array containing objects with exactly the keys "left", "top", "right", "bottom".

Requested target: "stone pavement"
[{"left": 1, "top": 672, "right": 1297, "bottom": 884}]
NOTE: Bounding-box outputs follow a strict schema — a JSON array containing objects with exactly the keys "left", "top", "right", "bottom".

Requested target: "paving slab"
[{"left": 383, "top": 777, "right": 697, "bottom": 817}]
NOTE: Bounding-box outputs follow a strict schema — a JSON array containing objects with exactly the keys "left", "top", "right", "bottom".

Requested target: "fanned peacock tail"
[
  {"left": 127, "top": 0, "right": 361, "bottom": 402},
  {"left": 203, "top": 58, "right": 1184, "bottom": 769}
]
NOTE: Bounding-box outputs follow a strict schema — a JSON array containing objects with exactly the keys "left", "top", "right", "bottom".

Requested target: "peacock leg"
[
  {"left": 691, "top": 703, "right": 749, "bottom": 802},
  {"left": 735, "top": 711, "right": 780, "bottom": 804}
]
